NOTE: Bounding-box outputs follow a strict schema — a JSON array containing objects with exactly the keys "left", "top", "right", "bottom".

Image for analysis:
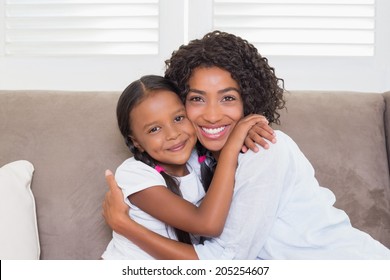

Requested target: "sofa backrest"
[
  {"left": 275, "top": 91, "right": 390, "bottom": 248},
  {"left": 1, "top": 90, "right": 390, "bottom": 259}
]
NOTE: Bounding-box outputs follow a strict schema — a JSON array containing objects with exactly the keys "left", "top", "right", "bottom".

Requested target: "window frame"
[
  {"left": 188, "top": 0, "right": 390, "bottom": 92},
  {"left": 0, "top": 0, "right": 186, "bottom": 91},
  {"left": 0, "top": 0, "right": 389, "bottom": 92}
]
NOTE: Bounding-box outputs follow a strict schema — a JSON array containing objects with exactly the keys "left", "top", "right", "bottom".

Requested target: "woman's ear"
[{"left": 129, "top": 135, "right": 145, "bottom": 152}]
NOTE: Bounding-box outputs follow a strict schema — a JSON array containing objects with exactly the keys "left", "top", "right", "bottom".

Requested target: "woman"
[{"left": 103, "top": 31, "right": 390, "bottom": 259}]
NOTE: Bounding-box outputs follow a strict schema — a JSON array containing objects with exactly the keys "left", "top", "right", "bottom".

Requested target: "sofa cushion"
[
  {"left": 276, "top": 91, "right": 390, "bottom": 248},
  {"left": 0, "top": 160, "right": 40, "bottom": 259}
]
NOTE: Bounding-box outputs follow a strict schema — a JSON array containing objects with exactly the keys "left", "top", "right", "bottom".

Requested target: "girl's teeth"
[{"left": 202, "top": 126, "right": 225, "bottom": 135}]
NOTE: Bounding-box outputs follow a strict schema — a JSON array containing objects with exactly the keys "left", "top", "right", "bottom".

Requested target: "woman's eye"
[
  {"left": 222, "top": 96, "right": 236, "bottom": 101},
  {"left": 188, "top": 96, "right": 203, "bottom": 102}
]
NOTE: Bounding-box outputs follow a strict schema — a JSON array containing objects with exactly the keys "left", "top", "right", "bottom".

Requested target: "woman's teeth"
[{"left": 202, "top": 126, "right": 225, "bottom": 135}]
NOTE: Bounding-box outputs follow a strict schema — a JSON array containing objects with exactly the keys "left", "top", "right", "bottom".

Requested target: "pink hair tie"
[
  {"left": 198, "top": 155, "right": 207, "bottom": 164},
  {"left": 155, "top": 165, "right": 165, "bottom": 173}
]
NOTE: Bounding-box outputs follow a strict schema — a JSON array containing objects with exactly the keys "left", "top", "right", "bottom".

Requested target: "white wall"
[{"left": 0, "top": 0, "right": 389, "bottom": 92}]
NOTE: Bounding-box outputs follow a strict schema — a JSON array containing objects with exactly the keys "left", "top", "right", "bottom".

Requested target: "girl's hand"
[
  {"left": 102, "top": 170, "right": 130, "bottom": 234},
  {"left": 242, "top": 116, "right": 276, "bottom": 153},
  {"left": 224, "top": 114, "right": 272, "bottom": 154}
]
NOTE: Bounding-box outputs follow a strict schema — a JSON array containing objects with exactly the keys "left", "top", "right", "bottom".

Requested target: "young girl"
[{"left": 101, "top": 75, "right": 270, "bottom": 259}]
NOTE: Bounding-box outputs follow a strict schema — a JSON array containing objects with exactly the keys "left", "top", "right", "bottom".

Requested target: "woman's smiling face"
[{"left": 185, "top": 66, "right": 244, "bottom": 159}]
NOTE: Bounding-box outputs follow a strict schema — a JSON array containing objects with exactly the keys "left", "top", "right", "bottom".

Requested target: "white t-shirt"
[
  {"left": 194, "top": 130, "right": 390, "bottom": 260},
  {"left": 102, "top": 150, "right": 205, "bottom": 259}
]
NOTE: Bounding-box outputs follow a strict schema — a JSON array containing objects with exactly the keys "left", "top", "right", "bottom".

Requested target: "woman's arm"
[{"left": 128, "top": 114, "right": 266, "bottom": 237}]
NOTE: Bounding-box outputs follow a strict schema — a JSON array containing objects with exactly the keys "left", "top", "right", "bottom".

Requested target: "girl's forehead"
[
  {"left": 130, "top": 90, "right": 185, "bottom": 125},
  {"left": 139, "top": 90, "right": 183, "bottom": 108},
  {"left": 143, "top": 89, "right": 180, "bottom": 101}
]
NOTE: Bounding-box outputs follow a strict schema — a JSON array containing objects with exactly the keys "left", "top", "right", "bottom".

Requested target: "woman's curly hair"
[{"left": 164, "top": 30, "right": 286, "bottom": 125}]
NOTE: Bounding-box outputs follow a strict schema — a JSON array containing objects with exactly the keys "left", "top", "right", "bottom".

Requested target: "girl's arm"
[
  {"left": 103, "top": 173, "right": 198, "bottom": 259},
  {"left": 242, "top": 115, "right": 276, "bottom": 153},
  {"left": 128, "top": 114, "right": 266, "bottom": 237}
]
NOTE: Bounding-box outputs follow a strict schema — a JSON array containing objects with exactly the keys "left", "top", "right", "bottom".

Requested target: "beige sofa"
[{"left": 1, "top": 90, "right": 390, "bottom": 259}]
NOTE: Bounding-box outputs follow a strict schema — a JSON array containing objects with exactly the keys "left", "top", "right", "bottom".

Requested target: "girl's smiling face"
[
  {"left": 130, "top": 90, "right": 197, "bottom": 176},
  {"left": 185, "top": 66, "right": 244, "bottom": 159}
]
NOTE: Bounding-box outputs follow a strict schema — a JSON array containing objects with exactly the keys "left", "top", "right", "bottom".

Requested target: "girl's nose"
[{"left": 166, "top": 125, "right": 180, "bottom": 140}]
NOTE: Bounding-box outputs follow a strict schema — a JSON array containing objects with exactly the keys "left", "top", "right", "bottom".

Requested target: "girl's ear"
[{"left": 129, "top": 135, "right": 145, "bottom": 152}]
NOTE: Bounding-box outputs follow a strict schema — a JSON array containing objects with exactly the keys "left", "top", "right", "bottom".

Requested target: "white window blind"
[
  {"left": 5, "top": 0, "right": 159, "bottom": 56},
  {"left": 213, "top": 0, "right": 375, "bottom": 56}
]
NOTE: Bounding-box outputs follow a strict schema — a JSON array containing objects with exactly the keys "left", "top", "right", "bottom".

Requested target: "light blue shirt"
[{"left": 193, "top": 131, "right": 390, "bottom": 259}]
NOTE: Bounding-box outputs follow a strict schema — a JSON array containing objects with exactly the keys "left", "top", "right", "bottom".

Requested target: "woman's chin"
[
  {"left": 196, "top": 129, "right": 230, "bottom": 153},
  {"left": 197, "top": 138, "right": 226, "bottom": 155}
]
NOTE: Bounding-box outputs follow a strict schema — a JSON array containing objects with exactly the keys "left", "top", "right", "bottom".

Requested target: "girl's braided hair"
[{"left": 116, "top": 75, "right": 192, "bottom": 244}]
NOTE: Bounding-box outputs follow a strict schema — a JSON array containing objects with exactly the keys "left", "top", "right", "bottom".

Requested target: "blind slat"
[
  {"left": 252, "top": 43, "right": 374, "bottom": 56},
  {"left": 7, "top": 29, "right": 158, "bottom": 42},
  {"left": 6, "top": 4, "right": 159, "bottom": 17},
  {"left": 6, "top": 42, "right": 158, "bottom": 55},
  {"left": 7, "top": 17, "right": 159, "bottom": 29},
  {"left": 221, "top": 29, "right": 374, "bottom": 44},
  {"left": 215, "top": 17, "right": 374, "bottom": 29},
  {"left": 214, "top": 0, "right": 374, "bottom": 4},
  {"left": 214, "top": 4, "right": 375, "bottom": 17},
  {"left": 7, "top": 0, "right": 158, "bottom": 4}
]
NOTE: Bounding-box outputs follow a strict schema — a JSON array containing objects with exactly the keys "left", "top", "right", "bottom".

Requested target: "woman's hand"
[
  {"left": 102, "top": 170, "right": 130, "bottom": 234},
  {"left": 241, "top": 115, "right": 276, "bottom": 153}
]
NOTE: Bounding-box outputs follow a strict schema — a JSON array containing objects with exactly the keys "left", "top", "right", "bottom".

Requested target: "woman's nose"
[{"left": 202, "top": 103, "right": 223, "bottom": 124}]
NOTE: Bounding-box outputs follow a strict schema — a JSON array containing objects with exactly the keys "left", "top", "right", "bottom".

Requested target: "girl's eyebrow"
[
  {"left": 188, "top": 87, "right": 240, "bottom": 95},
  {"left": 142, "top": 107, "right": 186, "bottom": 130}
]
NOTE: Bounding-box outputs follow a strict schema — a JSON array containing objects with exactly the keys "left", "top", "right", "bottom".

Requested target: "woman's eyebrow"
[
  {"left": 188, "top": 87, "right": 240, "bottom": 94},
  {"left": 218, "top": 87, "right": 240, "bottom": 94},
  {"left": 188, "top": 88, "right": 205, "bottom": 94}
]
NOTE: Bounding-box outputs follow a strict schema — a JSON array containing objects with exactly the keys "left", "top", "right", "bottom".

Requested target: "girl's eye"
[
  {"left": 149, "top": 127, "right": 161, "bottom": 133},
  {"left": 174, "top": 116, "right": 185, "bottom": 122}
]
